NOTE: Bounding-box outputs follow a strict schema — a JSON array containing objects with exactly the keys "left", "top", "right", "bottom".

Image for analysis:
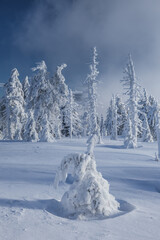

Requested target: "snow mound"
[{"left": 54, "top": 153, "right": 120, "bottom": 219}]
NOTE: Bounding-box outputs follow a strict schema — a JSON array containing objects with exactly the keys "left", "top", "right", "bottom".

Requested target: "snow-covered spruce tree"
[
  {"left": 138, "top": 88, "right": 150, "bottom": 138},
  {"left": 121, "top": 54, "right": 140, "bottom": 148},
  {"left": 86, "top": 47, "right": 101, "bottom": 144},
  {"left": 110, "top": 95, "right": 117, "bottom": 140},
  {"left": 28, "top": 61, "right": 48, "bottom": 137},
  {"left": 52, "top": 103, "right": 62, "bottom": 139},
  {"left": 69, "top": 89, "right": 82, "bottom": 137},
  {"left": 81, "top": 87, "right": 90, "bottom": 137},
  {"left": 50, "top": 64, "right": 69, "bottom": 138},
  {"left": 106, "top": 96, "right": 126, "bottom": 137},
  {"left": 62, "top": 89, "right": 82, "bottom": 138},
  {"left": 138, "top": 89, "right": 157, "bottom": 140},
  {"left": 23, "top": 76, "right": 30, "bottom": 102},
  {"left": 3, "top": 68, "right": 25, "bottom": 140},
  {"left": 145, "top": 95, "right": 157, "bottom": 140},
  {"left": 124, "top": 108, "right": 135, "bottom": 148},
  {"left": 23, "top": 110, "right": 39, "bottom": 142},
  {"left": 0, "top": 101, "right": 2, "bottom": 138},
  {"left": 0, "top": 97, "right": 6, "bottom": 139},
  {"left": 141, "top": 113, "right": 153, "bottom": 142},
  {"left": 68, "top": 89, "right": 73, "bottom": 138},
  {"left": 40, "top": 114, "right": 55, "bottom": 142},
  {"left": 105, "top": 102, "right": 112, "bottom": 136},
  {"left": 100, "top": 114, "right": 107, "bottom": 137},
  {"left": 138, "top": 89, "right": 149, "bottom": 117},
  {"left": 82, "top": 111, "right": 89, "bottom": 137},
  {"left": 28, "top": 61, "right": 58, "bottom": 141},
  {"left": 54, "top": 130, "right": 119, "bottom": 218},
  {"left": 116, "top": 96, "right": 126, "bottom": 136},
  {"left": 155, "top": 103, "right": 160, "bottom": 160}
]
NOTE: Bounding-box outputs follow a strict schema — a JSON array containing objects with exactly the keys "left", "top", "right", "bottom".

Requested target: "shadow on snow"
[{"left": 0, "top": 197, "right": 135, "bottom": 220}]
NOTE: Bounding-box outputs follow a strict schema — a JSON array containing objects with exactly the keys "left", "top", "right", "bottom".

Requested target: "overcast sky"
[{"left": 1, "top": 0, "right": 160, "bottom": 105}]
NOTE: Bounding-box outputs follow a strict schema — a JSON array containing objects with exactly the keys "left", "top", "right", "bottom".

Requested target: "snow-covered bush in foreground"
[{"left": 54, "top": 152, "right": 119, "bottom": 218}]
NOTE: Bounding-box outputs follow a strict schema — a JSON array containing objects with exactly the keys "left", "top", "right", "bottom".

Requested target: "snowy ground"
[{"left": 0, "top": 138, "right": 160, "bottom": 240}]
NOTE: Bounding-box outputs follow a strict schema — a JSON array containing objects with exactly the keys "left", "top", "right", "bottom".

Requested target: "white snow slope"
[{"left": 0, "top": 138, "right": 160, "bottom": 240}]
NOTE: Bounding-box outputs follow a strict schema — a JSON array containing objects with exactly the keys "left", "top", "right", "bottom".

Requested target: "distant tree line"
[{"left": 0, "top": 49, "right": 160, "bottom": 151}]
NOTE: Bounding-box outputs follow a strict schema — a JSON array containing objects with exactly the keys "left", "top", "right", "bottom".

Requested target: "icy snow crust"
[
  {"left": 55, "top": 153, "right": 119, "bottom": 218},
  {"left": 0, "top": 138, "right": 160, "bottom": 240}
]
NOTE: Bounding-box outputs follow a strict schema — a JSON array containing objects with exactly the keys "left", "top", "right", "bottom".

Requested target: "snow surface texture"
[
  {"left": 0, "top": 138, "right": 160, "bottom": 240},
  {"left": 54, "top": 153, "right": 119, "bottom": 218}
]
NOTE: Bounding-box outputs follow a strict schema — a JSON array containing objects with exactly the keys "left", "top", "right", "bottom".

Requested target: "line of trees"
[
  {"left": 0, "top": 48, "right": 101, "bottom": 142},
  {"left": 105, "top": 54, "right": 159, "bottom": 148},
  {"left": 0, "top": 50, "right": 160, "bottom": 148},
  {"left": 0, "top": 61, "right": 82, "bottom": 141}
]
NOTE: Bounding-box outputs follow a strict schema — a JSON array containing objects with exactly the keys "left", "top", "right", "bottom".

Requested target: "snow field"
[{"left": 0, "top": 138, "right": 160, "bottom": 240}]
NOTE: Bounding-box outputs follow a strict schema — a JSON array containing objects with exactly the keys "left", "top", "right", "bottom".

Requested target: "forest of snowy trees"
[{"left": 0, "top": 49, "right": 159, "bottom": 150}]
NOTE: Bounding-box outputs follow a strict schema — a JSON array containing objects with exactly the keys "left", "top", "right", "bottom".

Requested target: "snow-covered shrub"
[{"left": 54, "top": 152, "right": 119, "bottom": 218}]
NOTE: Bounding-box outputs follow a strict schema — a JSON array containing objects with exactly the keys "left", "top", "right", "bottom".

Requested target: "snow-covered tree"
[
  {"left": 54, "top": 152, "right": 119, "bottom": 218},
  {"left": 68, "top": 89, "right": 73, "bottom": 138},
  {"left": 155, "top": 103, "right": 160, "bottom": 160},
  {"left": 0, "top": 97, "right": 6, "bottom": 139},
  {"left": 62, "top": 89, "right": 82, "bottom": 138},
  {"left": 29, "top": 60, "right": 58, "bottom": 141},
  {"left": 110, "top": 95, "right": 117, "bottom": 140},
  {"left": 40, "top": 114, "right": 55, "bottom": 142},
  {"left": 28, "top": 61, "right": 48, "bottom": 136},
  {"left": 71, "top": 92, "right": 82, "bottom": 137},
  {"left": 23, "top": 110, "right": 39, "bottom": 142},
  {"left": 81, "top": 89, "right": 90, "bottom": 137},
  {"left": 100, "top": 114, "right": 107, "bottom": 137},
  {"left": 3, "top": 68, "right": 25, "bottom": 140},
  {"left": 50, "top": 64, "right": 69, "bottom": 108},
  {"left": 138, "top": 89, "right": 157, "bottom": 140},
  {"left": 147, "top": 95, "right": 157, "bottom": 139},
  {"left": 106, "top": 96, "right": 126, "bottom": 137},
  {"left": 69, "top": 89, "right": 82, "bottom": 137},
  {"left": 141, "top": 113, "right": 153, "bottom": 142},
  {"left": 54, "top": 130, "right": 119, "bottom": 218},
  {"left": 53, "top": 104, "right": 62, "bottom": 139},
  {"left": 50, "top": 64, "right": 69, "bottom": 137},
  {"left": 86, "top": 47, "right": 101, "bottom": 144},
  {"left": 23, "top": 76, "right": 30, "bottom": 101},
  {"left": 124, "top": 109, "right": 135, "bottom": 148},
  {"left": 121, "top": 54, "right": 140, "bottom": 148},
  {"left": 82, "top": 111, "right": 89, "bottom": 137},
  {"left": 105, "top": 103, "right": 112, "bottom": 136},
  {"left": 116, "top": 96, "right": 126, "bottom": 136}
]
